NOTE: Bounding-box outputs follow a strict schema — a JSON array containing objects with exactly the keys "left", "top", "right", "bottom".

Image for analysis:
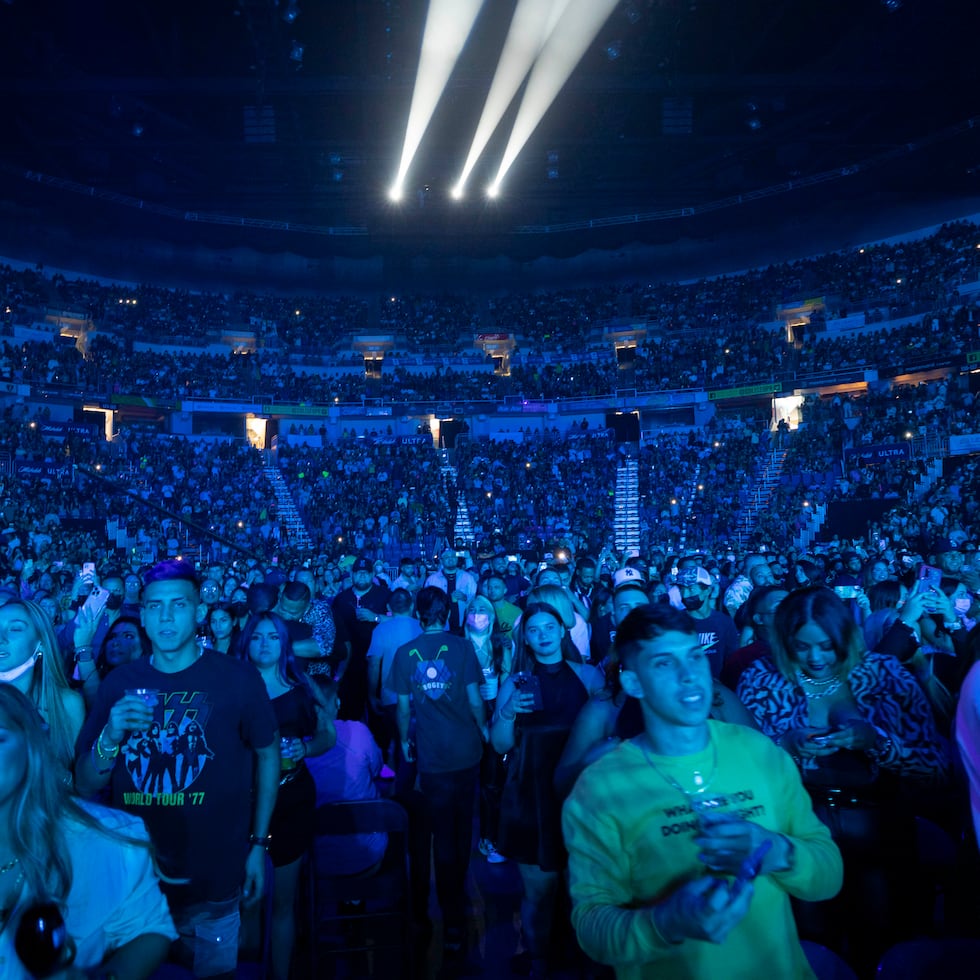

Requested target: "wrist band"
[
  {"left": 96, "top": 726, "right": 120, "bottom": 760},
  {"left": 91, "top": 742, "right": 116, "bottom": 775},
  {"left": 249, "top": 834, "right": 273, "bottom": 849}
]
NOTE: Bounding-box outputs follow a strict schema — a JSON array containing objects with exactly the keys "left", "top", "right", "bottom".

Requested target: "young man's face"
[
  {"left": 141, "top": 578, "right": 199, "bottom": 657},
  {"left": 621, "top": 631, "right": 712, "bottom": 733}
]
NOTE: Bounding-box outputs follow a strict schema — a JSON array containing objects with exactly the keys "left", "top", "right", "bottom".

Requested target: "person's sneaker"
[
  {"left": 484, "top": 841, "right": 506, "bottom": 864},
  {"left": 477, "top": 838, "right": 491, "bottom": 857}
]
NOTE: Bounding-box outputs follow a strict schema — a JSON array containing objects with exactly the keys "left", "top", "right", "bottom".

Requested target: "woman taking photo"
[
  {"left": 76, "top": 615, "right": 151, "bottom": 710},
  {"left": 240, "top": 612, "right": 334, "bottom": 980},
  {"left": 736, "top": 586, "right": 950, "bottom": 973},
  {"left": 491, "top": 601, "right": 602, "bottom": 977},
  {"left": 0, "top": 600, "right": 83, "bottom": 776},
  {"left": 0, "top": 685, "right": 175, "bottom": 978}
]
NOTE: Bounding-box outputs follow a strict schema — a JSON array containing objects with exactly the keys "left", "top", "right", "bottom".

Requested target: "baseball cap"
[
  {"left": 613, "top": 567, "right": 646, "bottom": 590},
  {"left": 351, "top": 556, "right": 373, "bottom": 572},
  {"left": 676, "top": 566, "right": 713, "bottom": 588}
]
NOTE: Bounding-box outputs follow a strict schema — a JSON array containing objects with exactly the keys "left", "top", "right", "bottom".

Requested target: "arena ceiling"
[{"left": 0, "top": 0, "right": 978, "bottom": 271}]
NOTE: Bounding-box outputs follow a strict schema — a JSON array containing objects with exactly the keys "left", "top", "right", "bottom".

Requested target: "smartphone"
[
  {"left": 81, "top": 584, "right": 109, "bottom": 619},
  {"left": 834, "top": 585, "right": 858, "bottom": 600},
  {"left": 515, "top": 672, "right": 544, "bottom": 711},
  {"left": 728, "top": 839, "right": 773, "bottom": 899},
  {"left": 809, "top": 731, "right": 835, "bottom": 746},
  {"left": 81, "top": 562, "right": 96, "bottom": 581},
  {"left": 917, "top": 563, "right": 942, "bottom": 594}
]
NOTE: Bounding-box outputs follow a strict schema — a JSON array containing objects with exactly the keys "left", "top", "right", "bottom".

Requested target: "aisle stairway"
[
  {"left": 615, "top": 458, "right": 641, "bottom": 554},
  {"left": 732, "top": 449, "right": 787, "bottom": 548},
  {"left": 439, "top": 449, "right": 474, "bottom": 547},
  {"left": 262, "top": 460, "right": 314, "bottom": 552}
]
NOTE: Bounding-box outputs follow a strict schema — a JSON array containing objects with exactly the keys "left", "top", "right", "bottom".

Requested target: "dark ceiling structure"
[{"left": 0, "top": 0, "right": 978, "bottom": 279}]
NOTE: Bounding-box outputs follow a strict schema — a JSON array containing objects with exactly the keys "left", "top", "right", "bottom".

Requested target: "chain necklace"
[
  {"left": 637, "top": 733, "right": 719, "bottom": 808},
  {"left": 796, "top": 671, "right": 843, "bottom": 700},
  {"left": 0, "top": 857, "right": 18, "bottom": 874}
]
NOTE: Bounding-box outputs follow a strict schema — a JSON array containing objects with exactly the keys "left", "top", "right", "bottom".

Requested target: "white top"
[{"left": 0, "top": 803, "right": 176, "bottom": 978}]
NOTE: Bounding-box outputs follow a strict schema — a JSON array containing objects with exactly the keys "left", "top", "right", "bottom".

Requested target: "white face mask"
[
  {"left": 953, "top": 596, "right": 972, "bottom": 615},
  {"left": 0, "top": 649, "right": 40, "bottom": 684}
]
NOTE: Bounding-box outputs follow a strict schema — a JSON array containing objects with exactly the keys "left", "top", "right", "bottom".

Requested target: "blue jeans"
[
  {"left": 169, "top": 893, "right": 241, "bottom": 978},
  {"left": 418, "top": 764, "right": 479, "bottom": 934}
]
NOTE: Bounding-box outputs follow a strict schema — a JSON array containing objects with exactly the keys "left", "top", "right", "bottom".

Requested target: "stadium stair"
[
  {"left": 439, "top": 449, "right": 474, "bottom": 548},
  {"left": 262, "top": 462, "right": 314, "bottom": 552},
  {"left": 732, "top": 449, "right": 787, "bottom": 549},
  {"left": 614, "top": 458, "right": 641, "bottom": 555}
]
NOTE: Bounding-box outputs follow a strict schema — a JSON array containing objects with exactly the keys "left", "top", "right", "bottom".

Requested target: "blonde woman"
[{"left": 0, "top": 600, "right": 84, "bottom": 775}]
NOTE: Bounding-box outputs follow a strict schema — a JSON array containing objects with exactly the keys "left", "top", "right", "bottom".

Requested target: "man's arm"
[
  {"left": 75, "top": 692, "right": 154, "bottom": 798},
  {"left": 243, "top": 738, "right": 280, "bottom": 907},
  {"left": 396, "top": 693, "right": 413, "bottom": 762}
]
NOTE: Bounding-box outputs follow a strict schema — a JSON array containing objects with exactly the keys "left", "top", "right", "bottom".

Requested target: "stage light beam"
[
  {"left": 491, "top": 0, "right": 620, "bottom": 191},
  {"left": 390, "top": 0, "right": 485, "bottom": 196},
  {"left": 453, "top": 0, "right": 575, "bottom": 195}
]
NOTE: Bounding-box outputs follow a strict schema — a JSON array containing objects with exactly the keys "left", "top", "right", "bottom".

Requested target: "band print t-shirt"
[
  {"left": 390, "top": 631, "right": 483, "bottom": 773},
  {"left": 76, "top": 650, "right": 277, "bottom": 904}
]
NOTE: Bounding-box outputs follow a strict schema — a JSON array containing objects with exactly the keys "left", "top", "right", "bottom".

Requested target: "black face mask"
[
  {"left": 681, "top": 595, "right": 704, "bottom": 612},
  {"left": 231, "top": 601, "right": 249, "bottom": 619},
  {"left": 105, "top": 594, "right": 124, "bottom": 611}
]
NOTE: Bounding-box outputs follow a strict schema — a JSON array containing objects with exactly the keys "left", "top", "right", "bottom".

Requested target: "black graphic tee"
[
  {"left": 77, "top": 650, "right": 277, "bottom": 904},
  {"left": 389, "top": 631, "right": 483, "bottom": 774}
]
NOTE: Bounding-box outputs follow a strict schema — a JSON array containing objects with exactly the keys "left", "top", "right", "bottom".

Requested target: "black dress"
[
  {"left": 268, "top": 684, "right": 318, "bottom": 867},
  {"left": 497, "top": 660, "right": 590, "bottom": 871}
]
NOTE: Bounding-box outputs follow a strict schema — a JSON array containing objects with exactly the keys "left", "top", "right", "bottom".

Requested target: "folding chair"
[{"left": 305, "top": 799, "right": 413, "bottom": 978}]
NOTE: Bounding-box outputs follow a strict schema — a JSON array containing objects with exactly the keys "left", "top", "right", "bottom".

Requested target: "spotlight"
[
  {"left": 486, "top": 183, "right": 500, "bottom": 199},
  {"left": 450, "top": 184, "right": 465, "bottom": 201},
  {"left": 388, "top": 186, "right": 403, "bottom": 203}
]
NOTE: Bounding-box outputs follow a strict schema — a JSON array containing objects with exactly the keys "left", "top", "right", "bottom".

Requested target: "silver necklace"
[
  {"left": 0, "top": 857, "right": 18, "bottom": 874},
  {"left": 638, "top": 734, "right": 719, "bottom": 807},
  {"left": 796, "top": 671, "right": 843, "bottom": 700}
]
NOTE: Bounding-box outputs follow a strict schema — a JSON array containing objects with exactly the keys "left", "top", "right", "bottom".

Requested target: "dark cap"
[{"left": 351, "top": 556, "right": 373, "bottom": 572}]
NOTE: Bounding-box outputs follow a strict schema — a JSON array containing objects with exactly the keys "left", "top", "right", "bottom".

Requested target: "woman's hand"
[
  {"left": 780, "top": 727, "right": 840, "bottom": 760},
  {"left": 817, "top": 719, "right": 877, "bottom": 752},
  {"left": 280, "top": 737, "right": 307, "bottom": 763},
  {"left": 73, "top": 603, "right": 103, "bottom": 648}
]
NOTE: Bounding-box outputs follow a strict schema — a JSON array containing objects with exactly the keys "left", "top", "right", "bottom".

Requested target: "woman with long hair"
[
  {"left": 465, "top": 593, "right": 512, "bottom": 865},
  {"left": 205, "top": 600, "right": 239, "bottom": 655},
  {"left": 0, "top": 600, "right": 83, "bottom": 776},
  {"left": 78, "top": 615, "right": 151, "bottom": 710},
  {"left": 239, "top": 612, "right": 334, "bottom": 980},
  {"left": 522, "top": 582, "right": 591, "bottom": 661},
  {"left": 0, "top": 685, "right": 175, "bottom": 978},
  {"left": 491, "top": 602, "right": 603, "bottom": 977},
  {"left": 737, "top": 586, "right": 950, "bottom": 973}
]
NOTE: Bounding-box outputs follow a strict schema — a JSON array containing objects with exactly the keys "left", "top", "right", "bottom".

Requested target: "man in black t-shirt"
[
  {"left": 390, "top": 586, "right": 485, "bottom": 955},
  {"left": 75, "top": 559, "right": 279, "bottom": 979}
]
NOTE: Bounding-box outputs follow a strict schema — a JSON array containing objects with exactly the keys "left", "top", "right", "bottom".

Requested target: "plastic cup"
[{"left": 126, "top": 688, "right": 159, "bottom": 708}]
